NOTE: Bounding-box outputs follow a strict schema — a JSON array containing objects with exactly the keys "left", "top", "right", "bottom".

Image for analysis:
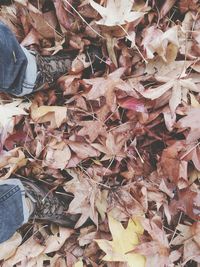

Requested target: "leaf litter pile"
[{"left": 1, "top": 0, "right": 200, "bottom": 266}]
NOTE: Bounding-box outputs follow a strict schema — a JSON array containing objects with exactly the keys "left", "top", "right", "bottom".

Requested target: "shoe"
[
  {"left": 21, "top": 178, "right": 79, "bottom": 227},
  {"left": 34, "top": 53, "right": 74, "bottom": 91}
]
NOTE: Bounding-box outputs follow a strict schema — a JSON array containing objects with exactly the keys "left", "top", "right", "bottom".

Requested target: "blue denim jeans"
[
  {"left": 0, "top": 21, "right": 37, "bottom": 95},
  {"left": 0, "top": 179, "right": 29, "bottom": 243}
]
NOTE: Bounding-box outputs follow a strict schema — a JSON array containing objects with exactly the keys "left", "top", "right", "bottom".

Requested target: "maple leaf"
[
  {"left": 0, "top": 148, "right": 28, "bottom": 180},
  {"left": 171, "top": 222, "right": 200, "bottom": 264},
  {"left": 0, "top": 100, "right": 30, "bottom": 146},
  {"left": 4, "top": 227, "right": 72, "bottom": 266},
  {"left": 0, "top": 232, "right": 22, "bottom": 261},
  {"left": 169, "top": 187, "right": 200, "bottom": 221},
  {"left": 95, "top": 215, "right": 145, "bottom": 267},
  {"left": 90, "top": 0, "right": 144, "bottom": 27},
  {"left": 67, "top": 140, "right": 100, "bottom": 159},
  {"left": 142, "top": 26, "right": 179, "bottom": 60},
  {"left": 134, "top": 217, "right": 181, "bottom": 267},
  {"left": 74, "top": 259, "right": 84, "bottom": 267},
  {"left": 160, "top": 141, "right": 187, "bottom": 184},
  {"left": 0, "top": 100, "right": 29, "bottom": 128},
  {"left": 64, "top": 169, "right": 100, "bottom": 227},
  {"left": 176, "top": 108, "right": 200, "bottom": 143},
  {"left": 77, "top": 120, "right": 107, "bottom": 142},
  {"left": 31, "top": 102, "right": 67, "bottom": 128},
  {"left": 83, "top": 68, "right": 125, "bottom": 111},
  {"left": 43, "top": 140, "right": 71, "bottom": 170},
  {"left": 141, "top": 77, "right": 199, "bottom": 115},
  {"left": 92, "top": 132, "right": 127, "bottom": 161}
]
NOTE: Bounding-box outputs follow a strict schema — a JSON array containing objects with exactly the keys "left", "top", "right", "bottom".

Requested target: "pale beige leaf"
[
  {"left": 31, "top": 103, "right": 67, "bottom": 128},
  {"left": 90, "top": 0, "right": 144, "bottom": 26},
  {"left": 180, "top": 79, "right": 199, "bottom": 92},
  {"left": 44, "top": 141, "right": 71, "bottom": 169},
  {"left": 68, "top": 141, "right": 100, "bottom": 159},
  {"left": 64, "top": 170, "right": 100, "bottom": 227},
  {"left": 84, "top": 68, "right": 125, "bottom": 100},
  {"left": 44, "top": 227, "right": 73, "bottom": 254},
  {"left": 0, "top": 232, "right": 22, "bottom": 261},
  {"left": 78, "top": 120, "right": 107, "bottom": 142},
  {"left": 141, "top": 80, "right": 174, "bottom": 100},
  {"left": 74, "top": 259, "right": 84, "bottom": 267},
  {"left": 169, "top": 81, "right": 182, "bottom": 114},
  {"left": 0, "top": 148, "right": 28, "bottom": 180},
  {"left": 0, "top": 100, "right": 30, "bottom": 128},
  {"left": 3, "top": 236, "right": 45, "bottom": 266}
]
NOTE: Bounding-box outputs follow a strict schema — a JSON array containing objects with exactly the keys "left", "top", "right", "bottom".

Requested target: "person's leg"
[
  {"left": 0, "top": 21, "right": 73, "bottom": 96},
  {"left": 0, "top": 179, "right": 29, "bottom": 243},
  {"left": 18, "top": 46, "right": 37, "bottom": 96},
  {"left": 0, "top": 21, "right": 103, "bottom": 96},
  {"left": 0, "top": 21, "right": 28, "bottom": 95},
  {"left": 0, "top": 177, "right": 80, "bottom": 244}
]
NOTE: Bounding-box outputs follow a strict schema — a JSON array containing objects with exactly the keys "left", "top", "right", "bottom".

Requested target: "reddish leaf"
[{"left": 118, "top": 97, "right": 146, "bottom": 112}]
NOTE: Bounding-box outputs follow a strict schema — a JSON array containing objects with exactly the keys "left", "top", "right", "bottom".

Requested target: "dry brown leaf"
[
  {"left": 142, "top": 26, "right": 179, "bottom": 60},
  {"left": 0, "top": 148, "right": 28, "bottom": 180},
  {"left": 92, "top": 132, "right": 127, "bottom": 161},
  {"left": 134, "top": 217, "right": 179, "bottom": 267},
  {"left": 43, "top": 140, "right": 71, "bottom": 169},
  {"left": 31, "top": 103, "right": 67, "bottom": 128},
  {"left": 44, "top": 227, "right": 73, "bottom": 253},
  {"left": 141, "top": 77, "right": 199, "bottom": 115},
  {"left": 176, "top": 108, "right": 200, "bottom": 143},
  {"left": 171, "top": 222, "right": 200, "bottom": 264},
  {"left": 64, "top": 169, "right": 100, "bottom": 227},
  {"left": 77, "top": 120, "right": 107, "bottom": 142},
  {"left": 83, "top": 68, "right": 125, "bottom": 111},
  {"left": 67, "top": 140, "right": 100, "bottom": 159}
]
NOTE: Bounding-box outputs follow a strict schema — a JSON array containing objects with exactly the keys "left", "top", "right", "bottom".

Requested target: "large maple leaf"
[
  {"left": 63, "top": 169, "right": 101, "bottom": 228},
  {"left": 95, "top": 215, "right": 145, "bottom": 267},
  {"left": 141, "top": 60, "right": 200, "bottom": 115},
  {"left": 89, "top": 0, "right": 144, "bottom": 27}
]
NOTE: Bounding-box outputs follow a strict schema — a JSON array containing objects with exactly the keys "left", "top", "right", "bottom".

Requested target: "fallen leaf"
[
  {"left": 74, "top": 259, "right": 84, "bottom": 267},
  {"left": 43, "top": 140, "right": 71, "bottom": 169},
  {"left": 0, "top": 100, "right": 30, "bottom": 128},
  {"left": 0, "top": 232, "right": 22, "bottom": 261},
  {"left": 118, "top": 97, "right": 146, "bottom": 112},
  {"left": 77, "top": 120, "right": 107, "bottom": 142},
  {"left": 95, "top": 215, "right": 145, "bottom": 267},
  {"left": 90, "top": 0, "right": 144, "bottom": 27},
  {"left": 176, "top": 108, "right": 200, "bottom": 143},
  {"left": 141, "top": 77, "right": 199, "bottom": 115},
  {"left": 31, "top": 103, "right": 67, "bottom": 128},
  {"left": 142, "top": 26, "right": 179, "bottom": 60},
  {"left": 67, "top": 140, "right": 100, "bottom": 159},
  {"left": 0, "top": 148, "right": 28, "bottom": 180},
  {"left": 44, "top": 227, "right": 73, "bottom": 253},
  {"left": 64, "top": 169, "right": 101, "bottom": 227},
  {"left": 171, "top": 222, "right": 200, "bottom": 264},
  {"left": 133, "top": 217, "right": 179, "bottom": 267},
  {"left": 92, "top": 132, "right": 127, "bottom": 160}
]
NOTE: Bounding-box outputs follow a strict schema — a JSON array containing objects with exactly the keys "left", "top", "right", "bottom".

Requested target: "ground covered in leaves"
[{"left": 0, "top": 0, "right": 200, "bottom": 266}]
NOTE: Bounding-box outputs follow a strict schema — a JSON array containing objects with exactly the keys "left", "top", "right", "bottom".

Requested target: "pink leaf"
[{"left": 118, "top": 97, "right": 145, "bottom": 112}]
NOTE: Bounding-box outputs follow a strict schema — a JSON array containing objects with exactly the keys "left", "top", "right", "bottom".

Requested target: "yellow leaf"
[
  {"left": 74, "top": 259, "right": 84, "bottom": 267},
  {"left": 95, "top": 216, "right": 145, "bottom": 267}
]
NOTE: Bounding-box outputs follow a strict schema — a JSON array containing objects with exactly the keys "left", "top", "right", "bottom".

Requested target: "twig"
[{"left": 180, "top": 141, "right": 200, "bottom": 160}]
